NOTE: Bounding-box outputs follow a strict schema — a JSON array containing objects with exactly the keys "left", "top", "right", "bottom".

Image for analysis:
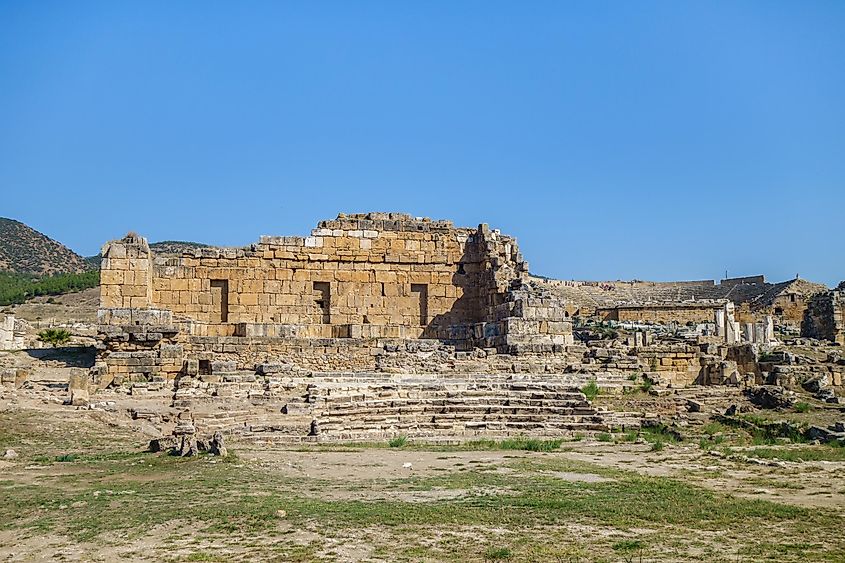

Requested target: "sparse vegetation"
[
  {"left": 613, "top": 539, "right": 646, "bottom": 562},
  {"left": 484, "top": 546, "right": 512, "bottom": 560},
  {"left": 0, "top": 217, "right": 92, "bottom": 276},
  {"left": 795, "top": 402, "right": 811, "bottom": 413},
  {"left": 641, "top": 424, "right": 681, "bottom": 446},
  {"left": 581, "top": 379, "right": 599, "bottom": 401},
  {"left": 740, "top": 445, "right": 845, "bottom": 463},
  {"left": 0, "top": 409, "right": 843, "bottom": 561},
  {"left": 388, "top": 435, "right": 407, "bottom": 448},
  {"left": 498, "top": 437, "right": 562, "bottom": 452}
]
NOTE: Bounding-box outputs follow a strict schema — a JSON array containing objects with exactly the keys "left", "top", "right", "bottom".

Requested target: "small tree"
[{"left": 38, "top": 328, "right": 71, "bottom": 347}]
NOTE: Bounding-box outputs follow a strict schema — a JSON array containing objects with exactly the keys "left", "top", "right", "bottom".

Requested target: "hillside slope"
[
  {"left": 149, "top": 240, "right": 213, "bottom": 255},
  {"left": 0, "top": 218, "right": 91, "bottom": 275}
]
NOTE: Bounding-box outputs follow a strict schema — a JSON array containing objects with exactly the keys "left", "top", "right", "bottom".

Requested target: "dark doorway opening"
[
  {"left": 411, "top": 283, "right": 428, "bottom": 326},
  {"left": 210, "top": 279, "right": 229, "bottom": 323},
  {"left": 313, "top": 282, "right": 331, "bottom": 324}
]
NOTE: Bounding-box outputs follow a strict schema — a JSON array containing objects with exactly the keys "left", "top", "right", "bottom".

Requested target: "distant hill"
[
  {"left": 82, "top": 240, "right": 214, "bottom": 269},
  {"left": 0, "top": 218, "right": 91, "bottom": 275},
  {"left": 149, "top": 240, "right": 213, "bottom": 255}
]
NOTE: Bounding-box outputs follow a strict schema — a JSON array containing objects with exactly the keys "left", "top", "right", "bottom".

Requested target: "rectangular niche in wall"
[
  {"left": 210, "top": 279, "right": 229, "bottom": 323},
  {"left": 313, "top": 281, "right": 331, "bottom": 324},
  {"left": 411, "top": 283, "right": 428, "bottom": 326}
]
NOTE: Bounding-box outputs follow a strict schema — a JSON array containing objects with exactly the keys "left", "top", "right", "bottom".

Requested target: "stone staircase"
[
  {"left": 672, "top": 386, "right": 746, "bottom": 416},
  {"left": 111, "top": 370, "right": 635, "bottom": 443},
  {"left": 305, "top": 375, "right": 609, "bottom": 440}
]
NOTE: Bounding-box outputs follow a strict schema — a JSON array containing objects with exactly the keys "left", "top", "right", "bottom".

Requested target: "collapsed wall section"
[
  {"left": 803, "top": 284, "right": 845, "bottom": 346},
  {"left": 0, "top": 314, "right": 25, "bottom": 351}
]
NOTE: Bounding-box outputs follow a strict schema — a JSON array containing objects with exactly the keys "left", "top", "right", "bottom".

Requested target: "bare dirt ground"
[
  {"left": 0, "top": 313, "right": 843, "bottom": 562},
  {"left": 1, "top": 377, "right": 844, "bottom": 562}
]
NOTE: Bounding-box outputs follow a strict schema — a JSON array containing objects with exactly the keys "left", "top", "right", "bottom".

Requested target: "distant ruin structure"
[{"left": 535, "top": 275, "right": 827, "bottom": 334}]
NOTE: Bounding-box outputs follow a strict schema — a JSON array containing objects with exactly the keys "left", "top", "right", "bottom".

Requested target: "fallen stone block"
[
  {"left": 747, "top": 386, "right": 795, "bottom": 409},
  {"left": 148, "top": 436, "right": 178, "bottom": 453}
]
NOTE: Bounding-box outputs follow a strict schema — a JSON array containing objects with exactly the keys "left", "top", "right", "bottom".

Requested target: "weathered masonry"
[
  {"left": 803, "top": 283, "right": 845, "bottom": 346},
  {"left": 95, "top": 213, "right": 573, "bottom": 384}
]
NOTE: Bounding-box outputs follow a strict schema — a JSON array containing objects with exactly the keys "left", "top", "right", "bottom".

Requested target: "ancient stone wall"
[
  {"left": 95, "top": 213, "right": 573, "bottom": 383},
  {"left": 803, "top": 285, "right": 845, "bottom": 346},
  {"left": 100, "top": 214, "right": 525, "bottom": 341}
]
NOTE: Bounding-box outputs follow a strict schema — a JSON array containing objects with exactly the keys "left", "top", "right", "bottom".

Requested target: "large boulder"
[
  {"left": 67, "top": 371, "right": 90, "bottom": 406},
  {"left": 746, "top": 386, "right": 796, "bottom": 410},
  {"left": 172, "top": 411, "right": 198, "bottom": 457},
  {"left": 802, "top": 374, "right": 830, "bottom": 394},
  {"left": 210, "top": 432, "right": 228, "bottom": 457},
  {"left": 148, "top": 436, "right": 178, "bottom": 453}
]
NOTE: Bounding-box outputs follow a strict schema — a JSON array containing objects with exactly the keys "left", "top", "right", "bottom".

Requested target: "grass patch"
[
  {"left": 2, "top": 409, "right": 844, "bottom": 561},
  {"left": 388, "top": 436, "right": 407, "bottom": 448},
  {"left": 596, "top": 432, "right": 612, "bottom": 442},
  {"left": 498, "top": 438, "right": 562, "bottom": 452},
  {"left": 484, "top": 546, "right": 512, "bottom": 560},
  {"left": 581, "top": 380, "right": 599, "bottom": 401},
  {"left": 620, "top": 430, "right": 639, "bottom": 442},
  {"left": 742, "top": 445, "right": 845, "bottom": 463},
  {"left": 641, "top": 424, "right": 680, "bottom": 446},
  {"left": 794, "top": 402, "right": 812, "bottom": 413}
]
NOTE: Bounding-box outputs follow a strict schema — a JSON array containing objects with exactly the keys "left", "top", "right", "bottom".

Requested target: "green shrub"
[
  {"left": 651, "top": 440, "right": 664, "bottom": 452},
  {"left": 640, "top": 376, "right": 654, "bottom": 393},
  {"left": 702, "top": 422, "right": 727, "bottom": 436},
  {"left": 38, "top": 328, "right": 71, "bottom": 347},
  {"left": 613, "top": 539, "right": 644, "bottom": 552},
  {"left": 621, "top": 430, "right": 639, "bottom": 442},
  {"left": 55, "top": 453, "right": 79, "bottom": 462},
  {"left": 596, "top": 432, "right": 612, "bottom": 442},
  {"left": 484, "top": 547, "right": 512, "bottom": 560},
  {"left": 581, "top": 380, "right": 599, "bottom": 401},
  {"left": 795, "top": 402, "right": 811, "bottom": 413},
  {"left": 388, "top": 436, "right": 407, "bottom": 448}
]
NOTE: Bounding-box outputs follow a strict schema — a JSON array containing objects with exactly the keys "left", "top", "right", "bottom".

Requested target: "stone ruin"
[
  {"left": 91, "top": 213, "right": 599, "bottom": 442},
  {"left": 0, "top": 314, "right": 25, "bottom": 351},
  {"left": 803, "top": 282, "right": 845, "bottom": 346},
  {"left": 82, "top": 212, "right": 843, "bottom": 443}
]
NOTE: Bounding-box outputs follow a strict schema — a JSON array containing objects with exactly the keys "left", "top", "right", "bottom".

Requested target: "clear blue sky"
[{"left": 1, "top": 2, "right": 843, "bottom": 285}]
